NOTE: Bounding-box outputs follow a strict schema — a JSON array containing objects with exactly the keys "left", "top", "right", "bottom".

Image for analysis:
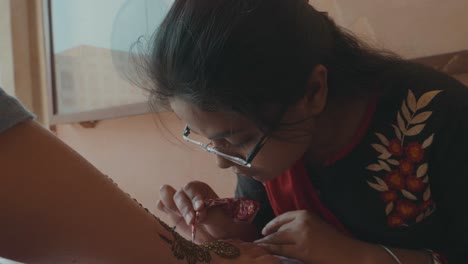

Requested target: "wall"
[
  {"left": 0, "top": 0, "right": 15, "bottom": 95},
  {"left": 9, "top": 0, "right": 49, "bottom": 124},
  {"left": 310, "top": 0, "right": 468, "bottom": 58},
  {"left": 56, "top": 112, "right": 236, "bottom": 220}
]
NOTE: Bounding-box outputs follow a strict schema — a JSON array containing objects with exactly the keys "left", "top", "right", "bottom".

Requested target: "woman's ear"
[{"left": 303, "top": 64, "right": 328, "bottom": 116}]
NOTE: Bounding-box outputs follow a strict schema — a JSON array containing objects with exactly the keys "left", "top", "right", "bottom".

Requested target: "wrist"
[
  {"left": 310, "top": 236, "right": 375, "bottom": 264},
  {"left": 337, "top": 239, "right": 401, "bottom": 264},
  {"left": 345, "top": 240, "right": 383, "bottom": 264}
]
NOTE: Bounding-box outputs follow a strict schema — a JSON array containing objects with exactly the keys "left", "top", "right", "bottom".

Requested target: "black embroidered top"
[{"left": 236, "top": 64, "right": 468, "bottom": 262}]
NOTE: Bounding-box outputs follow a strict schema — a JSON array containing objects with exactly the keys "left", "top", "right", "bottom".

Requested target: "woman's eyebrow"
[
  {"left": 188, "top": 126, "right": 244, "bottom": 140},
  {"left": 208, "top": 129, "right": 245, "bottom": 140}
]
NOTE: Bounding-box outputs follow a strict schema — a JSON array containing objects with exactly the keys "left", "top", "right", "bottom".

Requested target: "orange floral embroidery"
[
  {"left": 387, "top": 213, "right": 404, "bottom": 228},
  {"left": 406, "top": 142, "right": 424, "bottom": 162},
  {"left": 420, "top": 199, "right": 434, "bottom": 212},
  {"left": 381, "top": 191, "right": 398, "bottom": 203},
  {"left": 399, "top": 159, "right": 414, "bottom": 175},
  {"left": 367, "top": 89, "right": 442, "bottom": 228},
  {"left": 385, "top": 170, "right": 405, "bottom": 190},
  {"left": 406, "top": 176, "right": 425, "bottom": 193},
  {"left": 396, "top": 200, "right": 418, "bottom": 220},
  {"left": 388, "top": 139, "right": 403, "bottom": 156}
]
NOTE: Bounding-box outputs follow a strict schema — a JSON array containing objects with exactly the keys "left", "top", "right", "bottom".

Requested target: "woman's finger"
[
  {"left": 183, "top": 181, "right": 213, "bottom": 209},
  {"left": 261, "top": 211, "right": 300, "bottom": 236},
  {"left": 159, "top": 185, "right": 180, "bottom": 215},
  {"left": 174, "top": 188, "right": 196, "bottom": 225},
  {"left": 182, "top": 181, "right": 216, "bottom": 222},
  {"left": 254, "top": 230, "right": 295, "bottom": 245},
  {"left": 156, "top": 199, "right": 172, "bottom": 214}
]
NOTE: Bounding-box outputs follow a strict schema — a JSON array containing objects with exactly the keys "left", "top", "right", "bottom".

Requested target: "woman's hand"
[
  {"left": 254, "top": 210, "right": 360, "bottom": 264},
  {"left": 157, "top": 181, "right": 237, "bottom": 243}
]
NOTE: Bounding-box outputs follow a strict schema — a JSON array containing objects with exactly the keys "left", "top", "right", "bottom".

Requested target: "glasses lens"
[
  {"left": 186, "top": 132, "right": 208, "bottom": 144},
  {"left": 184, "top": 134, "right": 250, "bottom": 164}
]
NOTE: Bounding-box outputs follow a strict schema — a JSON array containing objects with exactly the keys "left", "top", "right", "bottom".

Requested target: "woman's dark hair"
[{"left": 142, "top": 0, "right": 405, "bottom": 130}]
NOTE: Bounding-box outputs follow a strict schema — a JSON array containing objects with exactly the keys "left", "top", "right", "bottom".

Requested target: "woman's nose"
[{"left": 215, "top": 154, "right": 234, "bottom": 169}]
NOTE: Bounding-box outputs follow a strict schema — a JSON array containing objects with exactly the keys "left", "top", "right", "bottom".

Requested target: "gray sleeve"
[{"left": 0, "top": 87, "right": 35, "bottom": 134}]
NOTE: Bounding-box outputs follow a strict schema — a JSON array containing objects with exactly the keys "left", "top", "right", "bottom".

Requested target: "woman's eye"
[
  {"left": 211, "top": 139, "right": 227, "bottom": 148},
  {"left": 230, "top": 136, "right": 255, "bottom": 148}
]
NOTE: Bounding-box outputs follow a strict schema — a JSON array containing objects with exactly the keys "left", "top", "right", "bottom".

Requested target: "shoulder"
[
  {"left": 378, "top": 62, "right": 467, "bottom": 105},
  {"left": 369, "top": 62, "right": 468, "bottom": 180},
  {"left": 373, "top": 63, "right": 467, "bottom": 133},
  {"left": 360, "top": 64, "right": 466, "bottom": 231}
]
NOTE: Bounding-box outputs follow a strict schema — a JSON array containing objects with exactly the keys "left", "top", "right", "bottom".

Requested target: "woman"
[
  {"left": 0, "top": 87, "right": 280, "bottom": 263},
  {"left": 154, "top": 0, "right": 468, "bottom": 263}
]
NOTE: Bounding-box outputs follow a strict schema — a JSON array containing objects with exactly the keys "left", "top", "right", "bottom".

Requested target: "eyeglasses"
[{"left": 183, "top": 125, "right": 270, "bottom": 168}]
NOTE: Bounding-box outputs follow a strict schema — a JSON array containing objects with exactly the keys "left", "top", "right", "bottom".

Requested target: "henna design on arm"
[
  {"left": 105, "top": 176, "right": 241, "bottom": 264},
  {"left": 133, "top": 197, "right": 241, "bottom": 264}
]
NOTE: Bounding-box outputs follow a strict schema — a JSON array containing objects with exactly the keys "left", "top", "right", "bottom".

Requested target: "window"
[{"left": 44, "top": 0, "right": 172, "bottom": 124}]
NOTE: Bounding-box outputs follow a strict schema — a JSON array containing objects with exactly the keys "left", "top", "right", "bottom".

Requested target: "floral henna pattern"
[
  {"left": 367, "top": 89, "right": 442, "bottom": 228},
  {"left": 130, "top": 198, "right": 241, "bottom": 264},
  {"left": 103, "top": 175, "right": 241, "bottom": 263},
  {"left": 155, "top": 214, "right": 240, "bottom": 264}
]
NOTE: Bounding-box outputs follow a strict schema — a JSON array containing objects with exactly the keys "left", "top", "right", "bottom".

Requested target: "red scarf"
[{"left": 263, "top": 157, "right": 351, "bottom": 235}]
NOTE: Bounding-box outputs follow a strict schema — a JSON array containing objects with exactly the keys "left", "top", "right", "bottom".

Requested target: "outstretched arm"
[{"left": 0, "top": 120, "right": 184, "bottom": 263}]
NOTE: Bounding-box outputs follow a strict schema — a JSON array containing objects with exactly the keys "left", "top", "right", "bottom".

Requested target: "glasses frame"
[{"left": 183, "top": 125, "right": 270, "bottom": 168}]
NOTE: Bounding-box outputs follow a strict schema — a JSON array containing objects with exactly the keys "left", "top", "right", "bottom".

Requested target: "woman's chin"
[
  {"left": 252, "top": 176, "right": 263, "bottom": 182},
  {"left": 252, "top": 174, "right": 276, "bottom": 183},
  {"left": 241, "top": 173, "right": 265, "bottom": 182},
  {"left": 237, "top": 171, "right": 276, "bottom": 182}
]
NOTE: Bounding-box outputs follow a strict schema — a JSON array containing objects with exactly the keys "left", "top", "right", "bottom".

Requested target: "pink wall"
[
  {"left": 310, "top": 0, "right": 468, "bottom": 59},
  {"left": 56, "top": 112, "right": 236, "bottom": 222}
]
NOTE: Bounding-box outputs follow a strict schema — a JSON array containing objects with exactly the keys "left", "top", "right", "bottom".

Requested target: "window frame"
[{"left": 43, "top": 0, "right": 156, "bottom": 125}]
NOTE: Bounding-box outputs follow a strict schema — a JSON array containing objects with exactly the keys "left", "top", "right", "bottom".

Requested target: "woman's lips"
[{"left": 233, "top": 169, "right": 255, "bottom": 178}]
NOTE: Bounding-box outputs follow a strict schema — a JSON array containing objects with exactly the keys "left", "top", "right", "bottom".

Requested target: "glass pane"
[{"left": 50, "top": 0, "right": 172, "bottom": 114}]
